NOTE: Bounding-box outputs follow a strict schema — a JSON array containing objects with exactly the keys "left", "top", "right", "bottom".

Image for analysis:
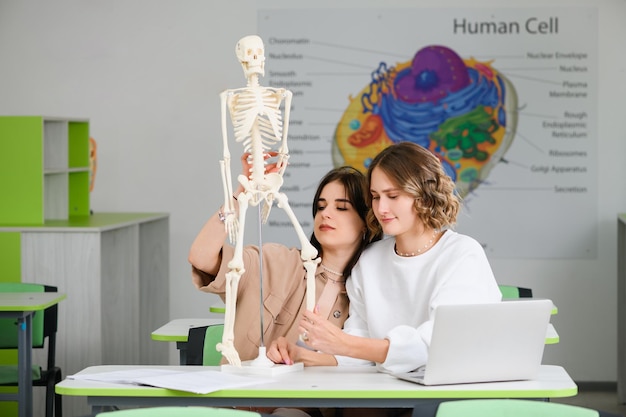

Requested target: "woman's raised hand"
[{"left": 297, "top": 307, "right": 347, "bottom": 356}]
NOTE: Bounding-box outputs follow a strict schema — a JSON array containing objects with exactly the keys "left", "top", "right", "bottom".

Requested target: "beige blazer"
[{"left": 192, "top": 243, "right": 349, "bottom": 362}]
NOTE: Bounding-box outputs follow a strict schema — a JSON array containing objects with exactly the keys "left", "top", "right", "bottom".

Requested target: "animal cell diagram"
[{"left": 332, "top": 45, "right": 518, "bottom": 197}]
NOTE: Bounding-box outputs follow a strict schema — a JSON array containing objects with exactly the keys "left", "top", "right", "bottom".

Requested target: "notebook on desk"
[{"left": 391, "top": 299, "right": 553, "bottom": 386}]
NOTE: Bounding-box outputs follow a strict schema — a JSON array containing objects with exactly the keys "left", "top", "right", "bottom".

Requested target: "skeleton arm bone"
[
  {"left": 219, "top": 161, "right": 238, "bottom": 244},
  {"left": 276, "top": 89, "right": 292, "bottom": 175},
  {"left": 274, "top": 192, "right": 320, "bottom": 310},
  {"left": 188, "top": 180, "right": 245, "bottom": 280},
  {"left": 220, "top": 91, "right": 234, "bottom": 200},
  {"left": 220, "top": 90, "right": 238, "bottom": 241}
]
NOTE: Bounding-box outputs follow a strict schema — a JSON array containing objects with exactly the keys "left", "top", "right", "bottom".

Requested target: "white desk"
[
  {"left": 56, "top": 364, "right": 577, "bottom": 416},
  {"left": 0, "top": 292, "right": 66, "bottom": 417},
  {"left": 545, "top": 324, "right": 559, "bottom": 344},
  {"left": 151, "top": 318, "right": 223, "bottom": 364}
]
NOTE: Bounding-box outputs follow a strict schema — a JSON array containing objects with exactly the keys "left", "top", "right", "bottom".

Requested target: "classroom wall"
[{"left": 0, "top": 0, "right": 624, "bottom": 382}]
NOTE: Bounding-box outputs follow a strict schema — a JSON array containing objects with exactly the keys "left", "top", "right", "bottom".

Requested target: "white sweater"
[{"left": 336, "top": 230, "right": 502, "bottom": 373}]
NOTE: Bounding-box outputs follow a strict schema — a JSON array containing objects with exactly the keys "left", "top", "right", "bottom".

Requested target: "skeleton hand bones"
[
  {"left": 242, "top": 151, "right": 283, "bottom": 177},
  {"left": 220, "top": 152, "right": 283, "bottom": 242}
]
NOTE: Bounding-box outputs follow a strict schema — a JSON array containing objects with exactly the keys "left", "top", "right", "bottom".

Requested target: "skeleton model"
[{"left": 217, "top": 35, "right": 319, "bottom": 367}]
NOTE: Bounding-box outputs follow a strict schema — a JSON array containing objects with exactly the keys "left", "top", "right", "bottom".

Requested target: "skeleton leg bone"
[
  {"left": 217, "top": 191, "right": 251, "bottom": 367},
  {"left": 216, "top": 269, "right": 242, "bottom": 367}
]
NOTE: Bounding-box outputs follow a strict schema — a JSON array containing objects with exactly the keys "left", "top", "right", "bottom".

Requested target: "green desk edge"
[
  {"left": 0, "top": 293, "right": 66, "bottom": 311},
  {"left": 209, "top": 305, "right": 226, "bottom": 314},
  {"left": 150, "top": 333, "right": 187, "bottom": 343},
  {"left": 55, "top": 385, "right": 578, "bottom": 399}
]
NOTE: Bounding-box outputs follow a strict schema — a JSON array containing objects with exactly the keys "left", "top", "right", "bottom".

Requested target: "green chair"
[
  {"left": 186, "top": 324, "right": 225, "bottom": 366},
  {"left": 96, "top": 406, "right": 266, "bottom": 416},
  {"left": 0, "top": 282, "right": 62, "bottom": 417},
  {"left": 435, "top": 399, "right": 599, "bottom": 417},
  {"left": 499, "top": 284, "right": 533, "bottom": 299}
]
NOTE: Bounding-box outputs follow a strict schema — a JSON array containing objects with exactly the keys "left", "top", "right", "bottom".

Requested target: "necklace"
[
  {"left": 320, "top": 264, "right": 346, "bottom": 284},
  {"left": 321, "top": 272, "right": 346, "bottom": 284},
  {"left": 395, "top": 230, "right": 439, "bottom": 257},
  {"left": 320, "top": 263, "right": 344, "bottom": 277}
]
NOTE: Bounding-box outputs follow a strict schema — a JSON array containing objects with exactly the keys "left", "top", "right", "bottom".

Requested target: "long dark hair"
[{"left": 309, "top": 166, "right": 382, "bottom": 277}]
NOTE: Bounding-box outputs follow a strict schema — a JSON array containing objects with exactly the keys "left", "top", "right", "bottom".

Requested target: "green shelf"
[{"left": 0, "top": 116, "right": 90, "bottom": 224}]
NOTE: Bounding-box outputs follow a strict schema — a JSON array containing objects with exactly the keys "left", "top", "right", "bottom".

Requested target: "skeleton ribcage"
[
  {"left": 229, "top": 87, "right": 283, "bottom": 182},
  {"left": 230, "top": 89, "right": 284, "bottom": 155}
]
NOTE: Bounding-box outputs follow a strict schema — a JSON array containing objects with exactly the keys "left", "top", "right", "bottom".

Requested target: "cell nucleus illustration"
[{"left": 332, "top": 45, "right": 518, "bottom": 197}]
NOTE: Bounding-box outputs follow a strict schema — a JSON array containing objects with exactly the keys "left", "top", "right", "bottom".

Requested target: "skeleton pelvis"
[{"left": 245, "top": 172, "right": 283, "bottom": 193}]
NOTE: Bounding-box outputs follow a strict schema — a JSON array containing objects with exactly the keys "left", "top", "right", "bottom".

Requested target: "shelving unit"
[
  {"left": 0, "top": 116, "right": 170, "bottom": 416},
  {"left": 0, "top": 116, "right": 90, "bottom": 224}
]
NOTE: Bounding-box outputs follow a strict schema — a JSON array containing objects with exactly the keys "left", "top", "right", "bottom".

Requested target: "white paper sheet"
[{"left": 68, "top": 368, "right": 272, "bottom": 394}]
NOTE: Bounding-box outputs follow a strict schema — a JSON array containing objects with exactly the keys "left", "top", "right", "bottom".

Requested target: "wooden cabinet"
[{"left": 0, "top": 213, "right": 170, "bottom": 417}]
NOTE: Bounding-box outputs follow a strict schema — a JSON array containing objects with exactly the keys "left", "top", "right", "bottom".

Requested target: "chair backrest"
[
  {"left": 435, "top": 399, "right": 599, "bottom": 417},
  {"left": 186, "top": 324, "right": 225, "bottom": 366},
  {"left": 96, "top": 406, "right": 263, "bottom": 416},
  {"left": 498, "top": 284, "right": 533, "bottom": 299},
  {"left": 0, "top": 282, "right": 58, "bottom": 349}
]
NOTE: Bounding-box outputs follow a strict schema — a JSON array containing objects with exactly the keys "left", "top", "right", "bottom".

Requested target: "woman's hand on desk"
[
  {"left": 267, "top": 307, "right": 350, "bottom": 366},
  {"left": 266, "top": 336, "right": 337, "bottom": 367},
  {"left": 266, "top": 336, "right": 299, "bottom": 365}
]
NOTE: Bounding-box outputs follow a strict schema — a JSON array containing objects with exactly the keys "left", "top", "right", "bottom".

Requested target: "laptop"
[{"left": 391, "top": 299, "right": 553, "bottom": 386}]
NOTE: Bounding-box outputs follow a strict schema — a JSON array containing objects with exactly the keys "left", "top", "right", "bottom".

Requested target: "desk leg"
[
  {"left": 176, "top": 341, "right": 188, "bottom": 365},
  {"left": 17, "top": 312, "right": 33, "bottom": 417},
  {"left": 617, "top": 217, "right": 626, "bottom": 404}
]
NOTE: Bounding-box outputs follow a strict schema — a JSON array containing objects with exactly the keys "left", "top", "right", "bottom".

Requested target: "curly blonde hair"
[{"left": 365, "top": 141, "right": 461, "bottom": 236}]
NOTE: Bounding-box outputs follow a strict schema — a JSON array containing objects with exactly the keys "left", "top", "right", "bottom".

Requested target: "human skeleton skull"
[{"left": 236, "top": 35, "right": 265, "bottom": 78}]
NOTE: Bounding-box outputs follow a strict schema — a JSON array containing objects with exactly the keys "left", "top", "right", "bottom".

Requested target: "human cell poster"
[{"left": 255, "top": 7, "right": 597, "bottom": 258}]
